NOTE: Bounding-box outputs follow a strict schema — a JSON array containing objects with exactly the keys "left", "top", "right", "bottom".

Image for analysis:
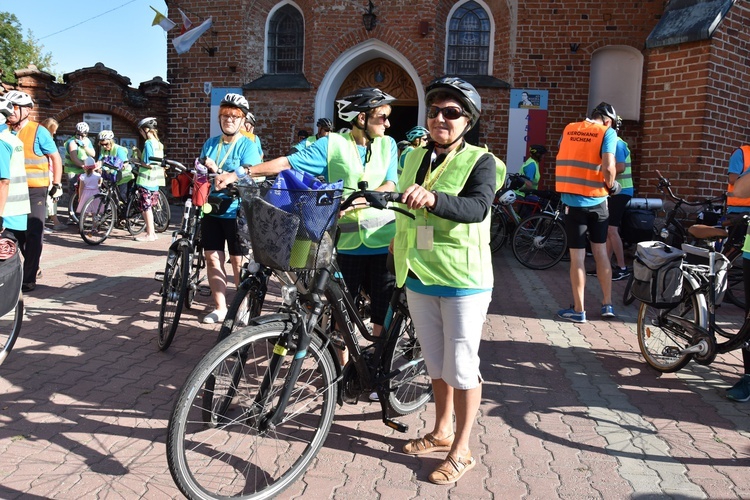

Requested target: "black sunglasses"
[{"left": 427, "top": 105, "right": 465, "bottom": 120}]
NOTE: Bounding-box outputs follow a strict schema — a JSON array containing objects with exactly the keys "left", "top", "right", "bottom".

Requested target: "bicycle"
[
  {"left": 510, "top": 192, "right": 567, "bottom": 270},
  {"left": 0, "top": 234, "right": 23, "bottom": 366},
  {"left": 166, "top": 181, "right": 432, "bottom": 499},
  {"left": 77, "top": 161, "right": 171, "bottom": 245},
  {"left": 154, "top": 160, "right": 211, "bottom": 351},
  {"left": 623, "top": 170, "right": 728, "bottom": 305},
  {"left": 635, "top": 224, "right": 745, "bottom": 373}
]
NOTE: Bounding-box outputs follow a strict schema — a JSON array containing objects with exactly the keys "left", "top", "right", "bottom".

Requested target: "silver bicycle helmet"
[
  {"left": 316, "top": 117, "right": 333, "bottom": 130},
  {"left": 591, "top": 102, "right": 617, "bottom": 122},
  {"left": 75, "top": 122, "right": 89, "bottom": 135},
  {"left": 138, "top": 117, "right": 158, "bottom": 130},
  {"left": 498, "top": 189, "right": 516, "bottom": 206},
  {"left": 3, "top": 90, "right": 34, "bottom": 108},
  {"left": 220, "top": 93, "right": 250, "bottom": 115},
  {"left": 245, "top": 112, "right": 256, "bottom": 125},
  {"left": 0, "top": 98, "right": 14, "bottom": 118},
  {"left": 425, "top": 77, "right": 481, "bottom": 128},
  {"left": 98, "top": 130, "right": 115, "bottom": 141}
]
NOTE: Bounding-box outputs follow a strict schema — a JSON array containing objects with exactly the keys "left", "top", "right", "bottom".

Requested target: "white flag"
[{"left": 172, "top": 17, "right": 213, "bottom": 55}]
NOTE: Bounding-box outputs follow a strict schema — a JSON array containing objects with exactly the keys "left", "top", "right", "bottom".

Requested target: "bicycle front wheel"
[
  {"left": 125, "top": 196, "right": 146, "bottom": 236},
  {"left": 167, "top": 322, "right": 337, "bottom": 500},
  {"left": 512, "top": 213, "right": 567, "bottom": 270},
  {"left": 384, "top": 312, "right": 432, "bottom": 415},
  {"left": 154, "top": 189, "right": 171, "bottom": 233},
  {"left": 158, "top": 243, "right": 190, "bottom": 351},
  {"left": 636, "top": 282, "right": 701, "bottom": 373},
  {"left": 0, "top": 292, "right": 23, "bottom": 367},
  {"left": 489, "top": 206, "right": 510, "bottom": 253},
  {"left": 79, "top": 195, "right": 116, "bottom": 245}
]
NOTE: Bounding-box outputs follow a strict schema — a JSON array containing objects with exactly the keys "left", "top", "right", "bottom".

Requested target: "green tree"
[{"left": 0, "top": 12, "right": 54, "bottom": 83}]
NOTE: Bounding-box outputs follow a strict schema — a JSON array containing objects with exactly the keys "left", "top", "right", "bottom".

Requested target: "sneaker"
[
  {"left": 612, "top": 267, "right": 631, "bottom": 281},
  {"left": 557, "top": 307, "right": 586, "bottom": 323},
  {"left": 585, "top": 269, "right": 597, "bottom": 276},
  {"left": 368, "top": 391, "right": 380, "bottom": 402},
  {"left": 601, "top": 304, "right": 616, "bottom": 318},
  {"left": 202, "top": 309, "right": 227, "bottom": 324},
  {"left": 726, "top": 374, "right": 750, "bottom": 402},
  {"left": 21, "top": 282, "right": 36, "bottom": 293},
  {"left": 53, "top": 223, "right": 67, "bottom": 231},
  {"left": 36, "top": 269, "right": 43, "bottom": 280},
  {"left": 43, "top": 227, "right": 53, "bottom": 235}
]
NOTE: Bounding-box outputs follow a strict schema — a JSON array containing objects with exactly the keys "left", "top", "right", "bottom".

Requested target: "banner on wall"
[
  {"left": 506, "top": 89, "right": 549, "bottom": 175},
  {"left": 210, "top": 87, "right": 243, "bottom": 137}
]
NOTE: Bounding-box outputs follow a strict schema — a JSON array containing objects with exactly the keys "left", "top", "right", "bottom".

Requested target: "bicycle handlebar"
[
  {"left": 339, "top": 181, "right": 415, "bottom": 220},
  {"left": 655, "top": 170, "right": 726, "bottom": 208}
]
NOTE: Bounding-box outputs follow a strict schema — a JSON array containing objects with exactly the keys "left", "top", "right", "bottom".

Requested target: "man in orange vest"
[
  {"left": 4, "top": 90, "right": 62, "bottom": 292},
  {"left": 555, "top": 102, "right": 619, "bottom": 323}
]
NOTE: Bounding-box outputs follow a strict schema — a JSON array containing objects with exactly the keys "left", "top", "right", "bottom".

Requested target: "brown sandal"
[
  {"left": 402, "top": 433, "right": 454, "bottom": 455},
  {"left": 428, "top": 454, "right": 476, "bottom": 485}
]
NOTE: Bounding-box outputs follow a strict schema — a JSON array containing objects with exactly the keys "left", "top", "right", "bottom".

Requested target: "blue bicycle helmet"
[{"left": 405, "top": 126, "right": 429, "bottom": 142}]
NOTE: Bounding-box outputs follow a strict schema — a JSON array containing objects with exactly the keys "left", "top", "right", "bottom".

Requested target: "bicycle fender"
[{"left": 168, "top": 239, "right": 190, "bottom": 254}]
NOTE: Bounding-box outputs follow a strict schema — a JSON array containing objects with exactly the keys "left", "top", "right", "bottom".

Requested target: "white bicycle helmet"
[
  {"left": 3, "top": 90, "right": 34, "bottom": 108},
  {"left": 75, "top": 122, "right": 89, "bottom": 135},
  {"left": 98, "top": 130, "right": 115, "bottom": 141},
  {"left": 245, "top": 112, "right": 256, "bottom": 125},
  {"left": 220, "top": 93, "right": 250, "bottom": 115},
  {"left": 498, "top": 189, "right": 516, "bottom": 206},
  {"left": 137, "top": 117, "right": 157, "bottom": 130},
  {"left": 0, "top": 98, "right": 13, "bottom": 118},
  {"left": 336, "top": 88, "right": 396, "bottom": 122}
]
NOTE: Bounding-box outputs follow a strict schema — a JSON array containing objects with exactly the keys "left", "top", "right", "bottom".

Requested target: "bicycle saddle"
[{"left": 688, "top": 224, "right": 728, "bottom": 241}]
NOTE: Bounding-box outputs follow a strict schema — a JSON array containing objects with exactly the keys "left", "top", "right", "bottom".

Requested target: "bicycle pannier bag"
[
  {"left": 631, "top": 241, "right": 685, "bottom": 307},
  {"left": 0, "top": 238, "right": 22, "bottom": 318}
]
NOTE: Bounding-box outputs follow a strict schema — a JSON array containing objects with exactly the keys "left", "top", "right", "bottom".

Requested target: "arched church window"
[
  {"left": 267, "top": 4, "right": 304, "bottom": 74},
  {"left": 447, "top": 1, "right": 491, "bottom": 75}
]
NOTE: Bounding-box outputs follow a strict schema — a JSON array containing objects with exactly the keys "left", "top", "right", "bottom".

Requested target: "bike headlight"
[
  {"left": 281, "top": 285, "right": 298, "bottom": 305},
  {"left": 660, "top": 228, "right": 669, "bottom": 240}
]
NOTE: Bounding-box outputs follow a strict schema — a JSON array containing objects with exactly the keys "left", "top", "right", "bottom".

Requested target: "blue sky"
[{"left": 9, "top": 0, "right": 169, "bottom": 86}]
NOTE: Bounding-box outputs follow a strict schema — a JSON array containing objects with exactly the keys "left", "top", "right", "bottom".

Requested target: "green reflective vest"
[
  {"left": 0, "top": 129, "right": 30, "bottom": 217},
  {"left": 394, "top": 144, "right": 494, "bottom": 289},
  {"left": 327, "top": 133, "right": 395, "bottom": 250},
  {"left": 63, "top": 136, "right": 93, "bottom": 175},
  {"left": 617, "top": 138, "right": 633, "bottom": 189},
  {"left": 136, "top": 139, "right": 165, "bottom": 188}
]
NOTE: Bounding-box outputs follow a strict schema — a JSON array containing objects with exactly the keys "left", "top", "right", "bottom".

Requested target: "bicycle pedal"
[
  {"left": 198, "top": 285, "right": 212, "bottom": 297},
  {"left": 383, "top": 418, "right": 409, "bottom": 433},
  {"left": 153, "top": 272, "right": 164, "bottom": 282}
]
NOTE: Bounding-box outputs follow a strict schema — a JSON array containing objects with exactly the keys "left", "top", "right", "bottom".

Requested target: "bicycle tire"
[
  {"left": 79, "top": 195, "right": 116, "bottom": 245},
  {"left": 0, "top": 293, "right": 23, "bottom": 367},
  {"left": 68, "top": 190, "right": 79, "bottom": 224},
  {"left": 636, "top": 277, "right": 702, "bottom": 373},
  {"left": 722, "top": 245, "right": 745, "bottom": 311},
  {"left": 622, "top": 273, "right": 636, "bottom": 306},
  {"left": 167, "top": 322, "right": 336, "bottom": 500},
  {"left": 154, "top": 189, "right": 171, "bottom": 233},
  {"left": 511, "top": 213, "right": 567, "bottom": 270},
  {"left": 125, "top": 195, "right": 146, "bottom": 236},
  {"left": 216, "top": 271, "right": 268, "bottom": 345},
  {"left": 383, "top": 311, "right": 432, "bottom": 415},
  {"left": 489, "top": 206, "right": 510, "bottom": 253},
  {"left": 158, "top": 243, "right": 190, "bottom": 351}
]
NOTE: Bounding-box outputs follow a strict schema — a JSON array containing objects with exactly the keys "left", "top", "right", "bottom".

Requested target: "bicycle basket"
[
  {"left": 237, "top": 181, "right": 342, "bottom": 271},
  {"left": 0, "top": 238, "right": 22, "bottom": 317}
]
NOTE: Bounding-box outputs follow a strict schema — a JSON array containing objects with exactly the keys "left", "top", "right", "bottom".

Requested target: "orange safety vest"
[
  {"left": 555, "top": 120, "right": 608, "bottom": 197},
  {"left": 17, "top": 121, "right": 51, "bottom": 188},
  {"left": 726, "top": 145, "right": 750, "bottom": 208}
]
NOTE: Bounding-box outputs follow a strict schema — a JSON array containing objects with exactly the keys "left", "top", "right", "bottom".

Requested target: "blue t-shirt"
[
  {"left": 288, "top": 135, "right": 399, "bottom": 255},
  {"left": 522, "top": 159, "right": 538, "bottom": 184},
  {"left": 615, "top": 138, "right": 634, "bottom": 197},
  {"left": 14, "top": 121, "right": 57, "bottom": 157},
  {"left": 0, "top": 124, "right": 27, "bottom": 231},
  {"left": 200, "top": 134, "right": 261, "bottom": 218},
  {"left": 728, "top": 148, "right": 750, "bottom": 214},
  {"left": 561, "top": 126, "right": 618, "bottom": 208}
]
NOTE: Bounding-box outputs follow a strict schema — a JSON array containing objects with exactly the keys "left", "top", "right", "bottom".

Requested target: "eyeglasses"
[
  {"left": 427, "top": 106, "right": 465, "bottom": 120},
  {"left": 219, "top": 113, "right": 243, "bottom": 121}
]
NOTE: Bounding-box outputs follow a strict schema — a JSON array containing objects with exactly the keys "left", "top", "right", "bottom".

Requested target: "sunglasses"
[{"left": 427, "top": 106, "right": 465, "bottom": 120}]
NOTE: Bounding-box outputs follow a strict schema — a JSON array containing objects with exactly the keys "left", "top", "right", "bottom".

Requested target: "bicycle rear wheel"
[
  {"left": 0, "top": 293, "right": 23, "bottom": 367},
  {"left": 68, "top": 190, "right": 79, "bottom": 224},
  {"left": 79, "top": 195, "right": 116, "bottom": 245},
  {"left": 167, "top": 322, "right": 336, "bottom": 500},
  {"left": 154, "top": 189, "right": 171, "bottom": 233},
  {"left": 384, "top": 311, "right": 432, "bottom": 415},
  {"left": 636, "top": 280, "right": 701, "bottom": 373},
  {"left": 125, "top": 196, "right": 146, "bottom": 236},
  {"left": 158, "top": 242, "right": 190, "bottom": 351},
  {"left": 489, "top": 206, "right": 510, "bottom": 253},
  {"left": 512, "top": 213, "right": 567, "bottom": 270}
]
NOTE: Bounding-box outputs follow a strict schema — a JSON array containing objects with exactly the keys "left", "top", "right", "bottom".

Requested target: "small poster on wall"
[{"left": 506, "top": 89, "right": 549, "bottom": 175}]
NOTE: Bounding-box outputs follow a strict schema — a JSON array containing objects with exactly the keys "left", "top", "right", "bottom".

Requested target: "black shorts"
[
  {"left": 563, "top": 201, "right": 609, "bottom": 248},
  {"left": 607, "top": 194, "right": 631, "bottom": 227},
  {"left": 336, "top": 252, "right": 395, "bottom": 327},
  {"left": 201, "top": 215, "right": 246, "bottom": 256}
]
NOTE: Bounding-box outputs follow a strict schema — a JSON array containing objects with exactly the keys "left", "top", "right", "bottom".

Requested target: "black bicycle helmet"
[
  {"left": 614, "top": 115, "right": 623, "bottom": 133},
  {"left": 336, "top": 88, "right": 396, "bottom": 122},
  {"left": 529, "top": 144, "right": 548, "bottom": 156},
  {"left": 591, "top": 102, "right": 617, "bottom": 123},
  {"left": 316, "top": 117, "right": 333, "bottom": 130},
  {"left": 425, "top": 77, "right": 481, "bottom": 128}
]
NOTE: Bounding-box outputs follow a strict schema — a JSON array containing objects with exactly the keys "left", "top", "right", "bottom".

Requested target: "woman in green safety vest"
[
  {"left": 396, "top": 77, "right": 498, "bottom": 486},
  {"left": 133, "top": 118, "right": 165, "bottom": 242}
]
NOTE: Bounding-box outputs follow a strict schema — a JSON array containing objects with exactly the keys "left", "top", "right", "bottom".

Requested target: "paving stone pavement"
[{"left": 1, "top": 218, "right": 750, "bottom": 499}]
